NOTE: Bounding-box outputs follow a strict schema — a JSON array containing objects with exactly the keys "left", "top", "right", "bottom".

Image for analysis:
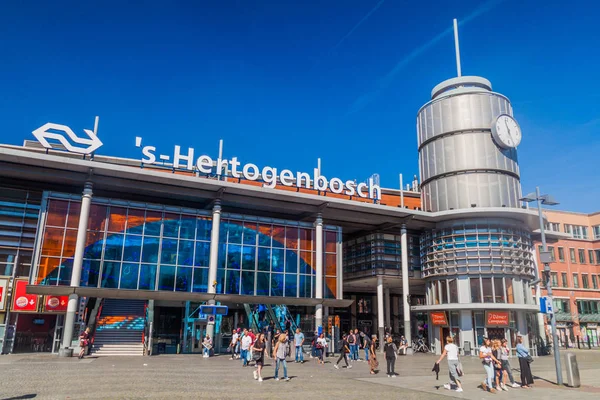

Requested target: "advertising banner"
[
  {"left": 11, "top": 279, "right": 39, "bottom": 313},
  {"left": 0, "top": 276, "right": 9, "bottom": 311},
  {"left": 44, "top": 295, "right": 69, "bottom": 312},
  {"left": 486, "top": 311, "right": 510, "bottom": 327},
  {"left": 430, "top": 312, "right": 448, "bottom": 326}
]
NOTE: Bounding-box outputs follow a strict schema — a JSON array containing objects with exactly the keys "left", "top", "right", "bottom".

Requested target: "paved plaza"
[{"left": 1, "top": 350, "right": 599, "bottom": 400}]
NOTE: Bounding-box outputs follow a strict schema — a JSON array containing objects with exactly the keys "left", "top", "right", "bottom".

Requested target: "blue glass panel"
[
  {"left": 139, "top": 264, "right": 156, "bottom": 290},
  {"left": 163, "top": 214, "right": 180, "bottom": 238},
  {"left": 120, "top": 263, "right": 139, "bottom": 289},
  {"left": 271, "top": 273, "right": 284, "bottom": 297},
  {"left": 58, "top": 258, "right": 73, "bottom": 286},
  {"left": 123, "top": 235, "right": 142, "bottom": 262},
  {"left": 144, "top": 217, "right": 161, "bottom": 236},
  {"left": 257, "top": 248, "right": 271, "bottom": 272},
  {"left": 101, "top": 261, "right": 120, "bottom": 288},
  {"left": 285, "top": 250, "right": 298, "bottom": 274},
  {"left": 227, "top": 244, "right": 241, "bottom": 269},
  {"left": 285, "top": 274, "right": 297, "bottom": 297},
  {"left": 241, "top": 271, "right": 255, "bottom": 295},
  {"left": 298, "top": 275, "right": 311, "bottom": 298},
  {"left": 196, "top": 218, "right": 212, "bottom": 241},
  {"left": 466, "top": 242, "right": 477, "bottom": 248},
  {"left": 258, "top": 224, "right": 271, "bottom": 246},
  {"left": 176, "top": 267, "right": 192, "bottom": 292},
  {"left": 178, "top": 240, "right": 194, "bottom": 266},
  {"left": 216, "top": 268, "right": 224, "bottom": 294},
  {"left": 243, "top": 222, "right": 257, "bottom": 245},
  {"left": 241, "top": 245, "right": 256, "bottom": 270},
  {"left": 141, "top": 236, "right": 160, "bottom": 263},
  {"left": 192, "top": 267, "right": 208, "bottom": 292},
  {"left": 104, "top": 234, "right": 124, "bottom": 261},
  {"left": 158, "top": 265, "right": 176, "bottom": 290},
  {"left": 299, "top": 251, "right": 313, "bottom": 274},
  {"left": 84, "top": 232, "right": 104, "bottom": 259},
  {"left": 226, "top": 269, "right": 240, "bottom": 294},
  {"left": 194, "top": 241, "right": 210, "bottom": 267},
  {"left": 160, "top": 239, "right": 178, "bottom": 265},
  {"left": 256, "top": 272, "right": 270, "bottom": 296},
  {"left": 81, "top": 259, "right": 100, "bottom": 287},
  {"left": 218, "top": 243, "right": 227, "bottom": 269},
  {"left": 219, "top": 220, "right": 229, "bottom": 243},
  {"left": 272, "top": 249, "right": 284, "bottom": 273},
  {"left": 228, "top": 221, "right": 243, "bottom": 244},
  {"left": 180, "top": 216, "right": 196, "bottom": 240}
]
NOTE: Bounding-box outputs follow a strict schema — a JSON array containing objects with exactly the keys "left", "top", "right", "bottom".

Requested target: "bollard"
[
  {"left": 565, "top": 352, "right": 581, "bottom": 388},
  {"left": 588, "top": 337, "right": 592, "bottom": 350},
  {"left": 577, "top": 336, "right": 580, "bottom": 349}
]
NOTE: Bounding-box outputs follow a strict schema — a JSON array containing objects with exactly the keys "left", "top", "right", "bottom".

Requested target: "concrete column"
[
  {"left": 384, "top": 288, "right": 391, "bottom": 330},
  {"left": 59, "top": 181, "right": 93, "bottom": 357},
  {"left": 315, "top": 213, "right": 323, "bottom": 332},
  {"left": 459, "top": 310, "right": 474, "bottom": 355},
  {"left": 206, "top": 199, "right": 222, "bottom": 339},
  {"left": 377, "top": 275, "right": 385, "bottom": 352},
  {"left": 517, "top": 311, "right": 529, "bottom": 348},
  {"left": 401, "top": 224, "right": 413, "bottom": 354},
  {"left": 392, "top": 294, "right": 399, "bottom": 333}
]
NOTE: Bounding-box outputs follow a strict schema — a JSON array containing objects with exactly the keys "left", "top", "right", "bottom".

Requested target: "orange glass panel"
[
  {"left": 299, "top": 251, "right": 313, "bottom": 273},
  {"left": 46, "top": 200, "right": 69, "bottom": 227},
  {"left": 41, "top": 228, "right": 65, "bottom": 257},
  {"left": 87, "top": 204, "right": 108, "bottom": 231},
  {"left": 127, "top": 209, "right": 145, "bottom": 232},
  {"left": 108, "top": 207, "right": 127, "bottom": 232},
  {"left": 37, "top": 257, "right": 60, "bottom": 284},
  {"left": 325, "top": 231, "right": 337, "bottom": 253},
  {"left": 66, "top": 201, "right": 81, "bottom": 228},
  {"left": 86, "top": 230, "right": 104, "bottom": 246},
  {"left": 272, "top": 225, "right": 285, "bottom": 247},
  {"left": 145, "top": 211, "right": 162, "bottom": 223},
  {"left": 62, "top": 229, "right": 78, "bottom": 257},
  {"left": 285, "top": 226, "right": 298, "bottom": 249},
  {"left": 325, "top": 254, "right": 337, "bottom": 276},
  {"left": 325, "top": 277, "right": 337, "bottom": 298},
  {"left": 299, "top": 228, "right": 313, "bottom": 251}
]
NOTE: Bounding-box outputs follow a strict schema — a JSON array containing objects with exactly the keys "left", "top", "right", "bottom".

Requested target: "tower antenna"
[{"left": 453, "top": 18, "right": 462, "bottom": 77}]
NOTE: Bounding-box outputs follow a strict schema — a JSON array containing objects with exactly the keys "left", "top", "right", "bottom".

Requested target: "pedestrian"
[
  {"left": 78, "top": 327, "right": 91, "bottom": 359},
  {"left": 347, "top": 330, "right": 357, "bottom": 361},
  {"left": 316, "top": 333, "right": 327, "bottom": 365},
  {"left": 399, "top": 335, "right": 408, "bottom": 355},
  {"left": 273, "top": 333, "right": 290, "bottom": 381},
  {"left": 369, "top": 335, "right": 378, "bottom": 374},
  {"left": 361, "top": 332, "right": 371, "bottom": 362},
  {"left": 229, "top": 329, "right": 239, "bottom": 360},
  {"left": 435, "top": 336, "right": 463, "bottom": 392},
  {"left": 334, "top": 334, "right": 352, "bottom": 369},
  {"left": 202, "top": 335, "right": 212, "bottom": 358},
  {"left": 252, "top": 333, "right": 266, "bottom": 382},
  {"left": 479, "top": 337, "right": 500, "bottom": 393},
  {"left": 383, "top": 336, "right": 398, "bottom": 378},
  {"left": 500, "top": 339, "right": 520, "bottom": 388},
  {"left": 294, "top": 328, "right": 305, "bottom": 363},
  {"left": 241, "top": 328, "right": 252, "bottom": 367},
  {"left": 353, "top": 329, "right": 361, "bottom": 361},
  {"left": 516, "top": 336, "right": 534, "bottom": 388}
]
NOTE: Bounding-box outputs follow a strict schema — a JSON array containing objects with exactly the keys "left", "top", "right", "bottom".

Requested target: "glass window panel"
[
  {"left": 325, "top": 231, "right": 337, "bottom": 253},
  {"left": 299, "top": 228, "right": 313, "bottom": 251},
  {"left": 219, "top": 220, "right": 229, "bottom": 243},
  {"left": 163, "top": 213, "right": 180, "bottom": 238},
  {"left": 41, "top": 228, "right": 65, "bottom": 257},
  {"left": 37, "top": 257, "right": 60, "bottom": 285},
  {"left": 177, "top": 240, "right": 194, "bottom": 266},
  {"left": 87, "top": 204, "right": 107, "bottom": 231},
  {"left": 58, "top": 258, "right": 73, "bottom": 285},
  {"left": 494, "top": 277, "right": 505, "bottom": 303},
  {"left": 241, "top": 271, "right": 255, "bottom": 295},
  {"left": 228, "top": 221, "right": 243, "bottom": 244},
  {"left": 61, "top": 229, "right": 78, "bottom": 258},
  {"left": 449, "top": 279, "right": 458, "bottom": 303},
  {"left": 257, "top": 248, "right": 271, "bottom": 272},
  {"left": 325, "top": 277, "right": 336, "bottom": 299},
  {"left": 179, "top": 216, "right": 196, "bottom": 240},
  {"left": 81, "top": 259, "right": 100, "bottom": 288},
  {"left": 271, "top": 273, "right": 284, "bottom": 297},
  {"left": 120, "top": 263, "right": 139, "bottom": 290},
  {"left": 84, "top": 231, "right": 104, "bottom": 259},
  {"left": 192, "top": 267, "right": 208, "bottom": 293},
  {"left": 325, "top": 253, "right": 336, "bottom": 276},
  {"left": 243, "top": 222, "right": 257, "bottom": 245},
  {"left": 101, "top": 261, "right": 121, "bottom": 288},
  {"left": 218, "top": 243, "right": 227, "bottom": 269},
  {"left": 242, "top": 245, "right": 256, "bottom": 271},
  {"left": 298, "top": 274, "right": 311, "bottom": 298},
  {"left": 226, "top": 269, "right": 240, "bottom": 294},
  {"left": 144, "top": 211, "right": 162, "bottom": 236},
  {"left": 285, "top": 227, "right": 298, "bottom": 249},
  {"left": 66, "top": 201, "right": 81, "bottom": 229},
  {"left": 108, "top": 207, "right": 127, "bottom": 232},
  {"left": 176, "top": 267, "right": 192, "bottom": 292},
  {"left": 227, "top": 244, "right": 241, "bottom": 269},
  {"left": 46, "top": 200, "right": 69, "bottom": 227},
  {"left": 194, "top": 241, "right": 210, "bottom": 267},
  {"left": 285, "top": 250, "right": 298, "bottom": 274},
  {"left": 126, "top": 209, "right": 145, "bottom": 235},
  {"left": 506, "top": 278, "right": 514, "bottom": 303},
  {"left": 123, "top": 235, "right": 143, "bottom": 262},
  {"left": 482, "top": 278, "right": 493, "bottom": 303},
  {"left": 271, "top": 248, "right": 285, "bottom": 273},
  {"left": 258, "top": 224, "right": 272, "bottom": 247},
  {"left": 103, "top": 234, "right": 124, "bottom": 261},
  {"left": 196, "top": 217, "right": 212, "bottom": 241},
  {"left": 160, "top": 239, "right": 178, "bottom": 265},
  {"left": 272, "top": 225, "right": 285, "bottom": 248},
  {"left": 441, "top": 280, "right": 448, "bottom": 304},
  {"left": 299, "top": 251, "right": 313, "bottom": 275},
  {"left": 141, "top": 236, "right": 160, "bottom": 263},
  {"left": 139, "top": 264, "right": 156, "bottom": 290},
  {"left": 216, "top": 268, "right": 224, "bottom": 293},
  {"left": 158, "top": 265, "right": 176, "bottom": 291},
  {"left": 256, "top": 272, "right": 270, "bottom": 296},
  {"left": 285, "top": 274, "right": 297, "bottom": 297}
]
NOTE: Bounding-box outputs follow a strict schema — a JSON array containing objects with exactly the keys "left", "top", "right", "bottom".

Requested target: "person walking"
[
  {"left": 383, "top": 336, "right": 398, "bottom": 378},
  {"left": 294, "top": 328, "right": 305, "bottom": 363},
  {"left": 347, "top": 330, "right": 357, "bottom": 362},
  {"left": 500, "top": 339, "right": 520, "bottom": 388},
  {"left": 240, "top": 329, "right": 252, "bottom": 367},
  {"left": 353, "top": 329, "right": 361, "bottom": 361},
  {"left": 479, "top": 337, "right": 500, "bottom": 393},
  {"left": 78, "top": 327, "right": 91, "bottom": 359},
  {"left": 492, "top": 339, "right": 504, "bottom": 391},
  {"left": 516, "top": 336, "right": 534, "bottom": 389},
  {"left": 202, "top": 335, "right": 212, "bottom": 358},
  {"left": 316, "top": 333, "right": 327, "bottom": 365},
  {"left": 273, "top": 334, "right": 290, "bottom": 381},
  {"left": 252, "top": 333, "right": 266, "bottom": 382},
  {"left": 369, "top": 335, "right": 378, "bottom": 374},
  {"left": 436, "top": 336, "right": 463, "bottom": 392},
  {"left": 229, "top": 329, "right": 239, "bottom": 360},
  {"left": 334, "top": 334, "right": 352, "bottom": 369},
  {"left": 361, "top": 332, "right": 371, "bottom": 362}
]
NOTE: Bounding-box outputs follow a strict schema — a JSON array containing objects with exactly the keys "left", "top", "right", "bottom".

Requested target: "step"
[{"left": 93, "top": 344, "right": 144, "bottom": 349}]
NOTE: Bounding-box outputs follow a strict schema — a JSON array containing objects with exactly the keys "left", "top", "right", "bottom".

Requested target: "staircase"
[{"left": 92, "top": 299, "right": 146, "bottom": 356}]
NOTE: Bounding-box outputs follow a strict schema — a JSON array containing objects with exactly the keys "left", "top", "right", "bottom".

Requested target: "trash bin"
[
  {"left": 463, "top": 341, "right": 471, "bottom": 356},
  {"left": 565, "top": 352, "right": 580, "bottom": 388}
]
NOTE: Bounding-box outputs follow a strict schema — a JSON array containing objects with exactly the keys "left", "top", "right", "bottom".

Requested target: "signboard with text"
[
  {"left": 486, "top": 311, "right": 510, "bottom": 327},
  {"left": 11, "top": 279, "right": 39, "bottom": 313},
  {"left": 44, "top": 295, "right": 69, "bottom": 312},
  {"left": 430, "top": 312, "right": 448, "bottom": 326},
  {"left": 0, "top": 276, "right": 9, "bottom": 311}
]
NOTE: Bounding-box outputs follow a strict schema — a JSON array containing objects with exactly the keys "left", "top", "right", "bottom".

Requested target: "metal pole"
[
  {"left": 453, "top": 19, "right": 462, "bottom": 77},
  {"left": 206, "top": 199, "right": 222, "bottom": 339},
  {"left": 399, "top": 174, "right": 405, "bottom": 208},
  {"left": 315, "top": 213, "right": 323, "bottom": 331},
  {"left": 401, "top": 224, "right": 413, "bottom": 354},
  {"left": 377, "top": 275, "right": 385, "bottom": 353},
  {"left": 536, "top": 186, "right": 563, "bottom": 385}
]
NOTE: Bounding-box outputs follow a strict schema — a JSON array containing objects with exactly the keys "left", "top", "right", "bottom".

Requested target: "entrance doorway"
[
  {"left": 487, "top": 328, "right": 505, "bottom": 341},
  {"left": 191, "top": 319, "right": 207, "bottom": 354},
  {"left": 12, "top": 313, "right": 58, "bottom": 353}
]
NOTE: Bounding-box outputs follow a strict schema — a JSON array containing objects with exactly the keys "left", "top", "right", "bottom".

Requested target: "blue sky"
[{"left": 1, "top": 0, "right": 598, "bottom": 212}]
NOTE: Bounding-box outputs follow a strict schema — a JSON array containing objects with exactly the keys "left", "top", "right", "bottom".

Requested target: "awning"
[{"left": 26, "top": 285, "right": 354, "bottom": 308}]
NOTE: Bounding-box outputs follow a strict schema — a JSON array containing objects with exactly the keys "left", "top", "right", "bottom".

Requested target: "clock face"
[{"left": 491, "top": 114, "right": 522, "bottom": 149}]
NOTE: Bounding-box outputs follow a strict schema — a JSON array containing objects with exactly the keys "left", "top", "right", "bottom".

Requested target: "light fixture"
[
  {"left": 519, "top": 192, "right": 537, "bottom": 202},
  {"left": 541, "top": 195, "right": 559, "bottom": 206}
]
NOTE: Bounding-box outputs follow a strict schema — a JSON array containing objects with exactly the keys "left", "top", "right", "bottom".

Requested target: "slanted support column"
[
  {"left": 59, "top": 181, "right": 93, "bottom": 357},
  {"left": 377, "top": 275, "right": 385, "bottom": 352},
  {"left": 315, "top": 213, "right": 324, "bottom": 332},
  {"left": 401, "top": 224, "right": 413, "bottom": 354},
  {"left": 206, "top": 199, "right": 222, "bottom": 340}
]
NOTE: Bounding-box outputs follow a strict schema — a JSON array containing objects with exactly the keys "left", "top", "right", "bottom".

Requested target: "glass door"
[
  {"left": 52, "top": 314, "right": 64, "bottom": 354},
  {"left": 192, "top": 320, "right": 206, "bottom": 353}
]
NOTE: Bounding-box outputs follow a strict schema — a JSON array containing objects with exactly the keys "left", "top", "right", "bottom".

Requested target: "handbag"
[
  {"left": 457, "top": 361, "right": 464, "bottom": 377},
  {"left": 526, "top": 355, "right": 534, "bottom": 363},
  {"left": 252, "top": 352, "right": 262, "bottom": 361}
]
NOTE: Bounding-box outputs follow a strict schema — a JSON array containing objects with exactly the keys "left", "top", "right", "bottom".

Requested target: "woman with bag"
[
  {"left": 251, "top": 333, "right": 266, "bottom": 382},
  {"left": 383, "top": 336, "right": 398, "bottom": 377},
  {"left": 436, "top": 336, "right": 463, "bottom": 392},
  {"left": 479, "top": 337, "right": 500, "bottom": 393},
  {"left": 516, "top": 336, "right": 534, "bottom": 388},
  {"left": 316, "top": 333, "right": 327, "bottom": 365},
  {"left": 78, "top": 327, "right": 91, "bottom": 359},
  {"left": 273, "top": 334, "right": 290, "bottom": 381},
  {"left": 369, "top": 335, "right": 379, "bottom": 374}
]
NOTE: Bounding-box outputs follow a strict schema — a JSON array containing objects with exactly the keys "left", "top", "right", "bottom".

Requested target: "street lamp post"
[{"left": 520, "top": 187, "right": 563, "bottom": 386}]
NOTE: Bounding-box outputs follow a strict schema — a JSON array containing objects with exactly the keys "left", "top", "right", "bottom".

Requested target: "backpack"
[{"left": 348, "top": 334, "right": 355, "bottom": 344}]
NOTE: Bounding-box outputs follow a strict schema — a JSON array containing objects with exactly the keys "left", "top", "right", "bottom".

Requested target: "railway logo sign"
[{"left": 32, "top": 122, "right": 103, "bottom": 154}]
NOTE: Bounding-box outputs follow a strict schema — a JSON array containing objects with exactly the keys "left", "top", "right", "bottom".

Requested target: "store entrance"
[
  {"left": 191, "top": 319, "right": 207, "bottom": 354},
  {"left": 487, "top": 328, "right": 506, "bottom": 341},
  {"left": 13, "top": 313, "right": 58, "bottom": 353}
]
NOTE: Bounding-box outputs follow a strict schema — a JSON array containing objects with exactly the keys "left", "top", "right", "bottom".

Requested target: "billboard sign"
[
  {"left": 430, "top": 312, "right": 448, "bottom": 326},
  {"left": 486, "top": 311, "right": 510, "bottom": 327},
  {"left": 0, "top": 277, "right": 9, "bottom": 311},
  {"left": 11, "top": 279, "right": 39, "bottom": 313}
]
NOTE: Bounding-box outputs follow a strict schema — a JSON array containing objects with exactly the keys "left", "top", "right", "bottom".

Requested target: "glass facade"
[{"left": 35, "top": 195, "right": 340, "bottom": 299}]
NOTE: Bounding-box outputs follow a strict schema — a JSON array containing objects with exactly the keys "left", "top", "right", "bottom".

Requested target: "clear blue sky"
[{"left": 1, "top": 0, "right": 598, "bottom": 212}]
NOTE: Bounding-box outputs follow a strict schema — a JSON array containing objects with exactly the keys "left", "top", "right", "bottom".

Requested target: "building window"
[
  {"left": 494, "top": 277, "right": 505, "bottom": 303},
  {"left": 582, "top": 274, "right": 589, "bottom": 289},
  {"left": 578, "top": 249, "right": 586, "bottom": 264},
  {"left": 588, "top": 250, "right": 595, "bottom": 265},
  {"left": 565, "top": 224, "right": 589, "bottom": 239},
  {"left": 548, "top": 246, "right": 556, "bottom": 261},
  {"left": 448, "top": 279, "right": 459, "bottom": 303},
  {"left": 570, "top": 248, "right": 576, "bottom": 263},
  {"left": 596, "top": 250, "right": 600, "bottom": 265},
  {"left": 545, "top": 222, "right": 560, "bottom": 232},
  {"left": 592, "top": 275, "right": 598, "bottom": 290},
  {"left": 573, "top": 273, "right": 579, "bottom": 288},
  {"left": 561, "top": 272, "right": 568, "bottom": 287},
  {"left": 558, "top": 247, "right": 565, "bottom": 262},
  {"left": 553, "top": 299, "right": 570, "bottom": 313},
  {"left": 594, "top": 225, "right": 600, "bottom": 240},
  {"left": 482, "top": 277, "right": 493, "bottom": 303},
  {"left": 470, "top": 277, "right": 481, "bottom": 303},
  {"left": 551, "top": 272, "right": 558, "bottom": 287}
]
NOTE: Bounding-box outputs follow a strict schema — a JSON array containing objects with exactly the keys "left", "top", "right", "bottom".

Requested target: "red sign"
[
  {"left": 44, "top": 295, "right": 69, "bottom": 312},
  {"left": 11, "top": 279, "right": 39, "bottom": 312},
  {"left": 430, "top": 312, "right": 448, "bottom": 326},
  {"left": 486, "top": 311, "right": 510, "bottom": 327}
]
